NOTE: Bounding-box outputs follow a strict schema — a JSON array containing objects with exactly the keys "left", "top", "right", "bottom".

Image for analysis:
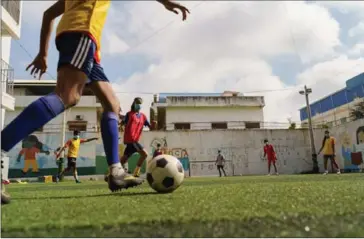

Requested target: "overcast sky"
[{"left": 10, "top": 1, "right": 364, "bottom": 123}]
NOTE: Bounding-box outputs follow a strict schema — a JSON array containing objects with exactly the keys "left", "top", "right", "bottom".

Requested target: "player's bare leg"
[
  {"left": 267, "top": 161, "right": 271, "bottom": 176},
  {"left": 323, "top": 156, "right": 329, "bottom": 175},
  {"left": 221, "top": 166, "right": 227, "bottom": 177},
  {"left": 273, "top": 162, "right": 278, "bottom": 175},
  {"left": 331, "top": 158, "right": 341, "bottom": 174},
  {"left": 72, "top": 167, "right": 81, "bottom": 183},
  {"left": 134, "top": 149, "right": 148, "bottom": 177},
  {"left": 90, "top": 81, "right": 143, "bottom": 191},
  {"left": 57, "top": 166, "right": 70, "bottom": 182}
]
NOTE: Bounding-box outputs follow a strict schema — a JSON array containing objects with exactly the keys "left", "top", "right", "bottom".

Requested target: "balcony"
[
  {"left": 1, "top": 0, "right": 21, "bottom": 39},
  {"left": 1, "top": 59, "right": 14, "bottom": 95},
  {"left": 166, "top": 96, "right": 265, "bottom": 108},
  {"left": 15, "top": 96, "right": 101, "bottom": 108},
  {"left": 1, "top": 0, "right": 20, "bottom": 24},
  {"left": 1, "top": 59, "right": 15, "bottom": 111}
]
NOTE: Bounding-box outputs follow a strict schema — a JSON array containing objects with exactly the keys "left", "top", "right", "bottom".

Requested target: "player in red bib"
[
  {"left": 263, "top": 139, "right": 278, "bottom": 175},
  {"left": 120, "top": 98, "right": 151, "bottom": 177}
]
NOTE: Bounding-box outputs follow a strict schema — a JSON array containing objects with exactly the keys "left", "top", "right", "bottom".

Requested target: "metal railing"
[
  {"left": 1, "top": 0, "right": 21, "bottom": 24},
  {"left": 1, "top": 59, "right": 14, "bottom": 95}
]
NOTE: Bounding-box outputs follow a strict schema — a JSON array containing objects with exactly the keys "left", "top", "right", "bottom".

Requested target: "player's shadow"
[{"left": 15, "top": 191, "right": 159, "bottom": 200}]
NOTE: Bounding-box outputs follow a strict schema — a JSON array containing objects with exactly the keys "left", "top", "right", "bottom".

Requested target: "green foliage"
[
  {"left": 288, "top": 123, "right": 296, "bottom": 129},
  {"left": 350, "top": 100, "right": 364, "bottom": 121}
]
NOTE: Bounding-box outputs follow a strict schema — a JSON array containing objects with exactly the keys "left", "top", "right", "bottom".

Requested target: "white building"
[
  {"left": 1, "top": 0, "right": 22, "bottom": 180},
  {"left": 150, "top": 91, "right": 265, "bottom": 130},
  {"left": 5, "top": 80, "right": 102, "bottom": 132},
  {"left": 299, "top": 73, "right": 364, "bottom": 128}
]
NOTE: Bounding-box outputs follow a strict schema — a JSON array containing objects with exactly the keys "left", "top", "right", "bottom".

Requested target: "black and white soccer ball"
[{"left": 146, "top": 154, "right": 184, "bottom": 193}]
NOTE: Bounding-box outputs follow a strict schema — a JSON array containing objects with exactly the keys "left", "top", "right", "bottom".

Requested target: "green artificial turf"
[{"left": 1, "top": 174, "right": 364, "bottom": 237}]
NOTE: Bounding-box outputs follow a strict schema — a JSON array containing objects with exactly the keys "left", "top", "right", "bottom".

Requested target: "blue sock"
[
  {"left": 101, "top": 112, "right": 120, "bottom": 166},
  {"left": 1, "top": 93, "right": 65, "bottom": 152}
]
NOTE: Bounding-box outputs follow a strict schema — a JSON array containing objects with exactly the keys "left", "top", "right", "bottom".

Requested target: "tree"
[
  {"left": 288, "top": 122, "right": 296, "bottom": 129},
  {"left": 350, "top": 99, "right": 364, "bottom": 121}
]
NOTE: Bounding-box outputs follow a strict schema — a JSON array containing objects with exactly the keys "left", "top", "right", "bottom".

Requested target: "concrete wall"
[
  {"left": 5, "top": 119, "right": 364, "bottom": 179},
  {"left": 166, "top": 107, "right": 264, "bottom": 130}
]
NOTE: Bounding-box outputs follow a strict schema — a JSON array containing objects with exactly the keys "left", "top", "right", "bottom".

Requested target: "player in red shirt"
[
  {"left": 263, "top": 139, "right": 278, "bottom": 175},
  {"left": 120, "top": 97, "right": 151, "bottom": 177}
]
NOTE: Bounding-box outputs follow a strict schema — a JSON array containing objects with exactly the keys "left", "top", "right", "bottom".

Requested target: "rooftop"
[{"left": 14, "top": 79, "right": 57, "bottom": 86}]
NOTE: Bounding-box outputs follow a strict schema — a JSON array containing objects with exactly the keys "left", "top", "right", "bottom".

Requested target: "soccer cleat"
[
  {"left": 337, "top": 171, "right": 341, "bottom": 175},
  {"left": 133, "top": 171, "right": 141, "bottom": 178},
  {"left": 323, "top": 171, "right": 328, "bottom": 175},
  {"left": 108, "top": 167, "right": 144, "bottom": 192},
  {"left": 75, "top": 180, "right": 81, "bottom": 183}
]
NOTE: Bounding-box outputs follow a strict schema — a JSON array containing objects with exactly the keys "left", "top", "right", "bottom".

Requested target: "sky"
[{"left": 9, "top": 1, "right": 364, "bottom": 123}]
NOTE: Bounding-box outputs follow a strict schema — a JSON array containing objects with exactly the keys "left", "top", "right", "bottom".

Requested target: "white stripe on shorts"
[
  {"left": 70, "top": 35, "right": 85, "bottom": 67},
  {"left": 76, "top": 39, "right": 92, "bottom": 69},
  {"left": 70, "top": 36, "right": 92, "bottom": 69}
]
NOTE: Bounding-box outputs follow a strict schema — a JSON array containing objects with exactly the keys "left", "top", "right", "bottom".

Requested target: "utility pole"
[
  {"left": 58, "top": 110, "right": 67, "bottom": 180},
  {"left": 299, "top": 85, "right": 319, "bottom": 173}
]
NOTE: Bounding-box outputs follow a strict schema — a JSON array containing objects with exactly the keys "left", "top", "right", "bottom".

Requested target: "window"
[
  {"left": 245, "top": 122, "right": 260, "bottom": 129},
  {"left": 68, "top": 121, "right": 87, "bottom": 132},
  {"left": 174, "top": 123, "right": 191, "bottom": 130},
  {"left": 211, "top": 122, "right": 227, "bottom": 129}
]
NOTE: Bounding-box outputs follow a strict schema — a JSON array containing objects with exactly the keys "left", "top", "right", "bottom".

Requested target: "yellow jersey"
[
  {"left": 323, "top": 136, "right": 336, "bottom": 155},
  {"left": 66, "top": 138, "right": 86, "bottom": 158},
  {"left": 56, "top": 0, "right": 111, "bottom": 62}
]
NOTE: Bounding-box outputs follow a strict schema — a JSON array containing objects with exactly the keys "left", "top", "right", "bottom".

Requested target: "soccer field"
[{"left": 2, "top": 174, "right": 364, "bottom": 237}]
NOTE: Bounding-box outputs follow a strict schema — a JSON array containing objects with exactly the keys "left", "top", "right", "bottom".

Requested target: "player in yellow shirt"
[
  {"left": 1, "top": 0, "right": 190, "bottom": 192},
  {"left": 56, "top": 130, "right": 98, "bottom": 183},
  {"left": 318, "top": 130, "right": 341, "bottom": 175}
]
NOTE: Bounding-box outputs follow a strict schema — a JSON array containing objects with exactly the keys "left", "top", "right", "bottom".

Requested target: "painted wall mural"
[
  {"left": 7, "top": 132, "right": 98, "bottom": 178},
  {"left": 4, "top": 119, "right": 364, "bottom": 179},
  {"left": 338, "top": 127, "right": 363, "bottom": 172}
]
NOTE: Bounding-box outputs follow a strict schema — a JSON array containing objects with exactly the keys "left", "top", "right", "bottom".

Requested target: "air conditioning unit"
[{"left": 75, "top": 115, "right": 84, "bottom": 121}]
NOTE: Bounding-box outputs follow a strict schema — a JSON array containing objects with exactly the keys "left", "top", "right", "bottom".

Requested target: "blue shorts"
[
  {"left": 123, "top": 143, "right": 144, "bottom": 158},
  {"left": 55, "top": 32, "right": 108, "bottom": 84}
]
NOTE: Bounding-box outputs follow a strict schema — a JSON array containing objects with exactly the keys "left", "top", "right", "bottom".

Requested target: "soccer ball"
[{"left": 146, "top": 154, "right": 184, "bottom": 193}]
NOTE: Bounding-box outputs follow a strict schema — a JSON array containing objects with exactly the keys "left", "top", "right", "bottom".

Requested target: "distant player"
[
  {"left": 119, "top": 97, "right": 151, "bottom": 177},
  {"left": 0, "top": 0, "right": 189, "bottom": 192},
  {"left": 153, "top": 144, "right": 163, "bottom": 158},
  {"left": 318, "top": 130, "right": 341, "bottom": 175},
  {"left": 215, "top": 150, "right": 227, "bottom": 177},
  {"left": 263, "top": 139, "right": 278, "bottom": 175},
  {"left": 56, "top": 130, "right": 98, "bottom": 183}
]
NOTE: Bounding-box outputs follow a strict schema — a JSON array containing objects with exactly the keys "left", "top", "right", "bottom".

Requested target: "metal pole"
[
  {"left": 304, "top": 85, "right": 319, "bottom": 173},
  {"left": 58, "top": 110, "right": 67, "bottom": 180}
]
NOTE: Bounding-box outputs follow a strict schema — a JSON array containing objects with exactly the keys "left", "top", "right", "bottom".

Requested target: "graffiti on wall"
[
  {"left": 339, "top": 126, "right": 364, "bottom": 172},
  {"left": 150, "top": 137, "right": 190, "bottom": 173}
]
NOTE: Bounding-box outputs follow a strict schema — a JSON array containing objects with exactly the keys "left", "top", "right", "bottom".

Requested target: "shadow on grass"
[
  {"left": 13, "top": 191, "right": 158, "bottom": 200},
  {"left": 2, "top": 213, "right": 364, "bottom": 238}
]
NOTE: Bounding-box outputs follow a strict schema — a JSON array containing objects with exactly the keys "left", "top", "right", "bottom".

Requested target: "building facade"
[
  {"left": 1, "top": 0, "right": 22, "bottom": 180},
  {"left": 150, "top": 91, "right": 265, "bottom": 130},
  {"left": 299, "top": 73, "right": 364, "bottom": 127},
  {"left": 5, "top": 80, "right": 102, "bottom": 133}
]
